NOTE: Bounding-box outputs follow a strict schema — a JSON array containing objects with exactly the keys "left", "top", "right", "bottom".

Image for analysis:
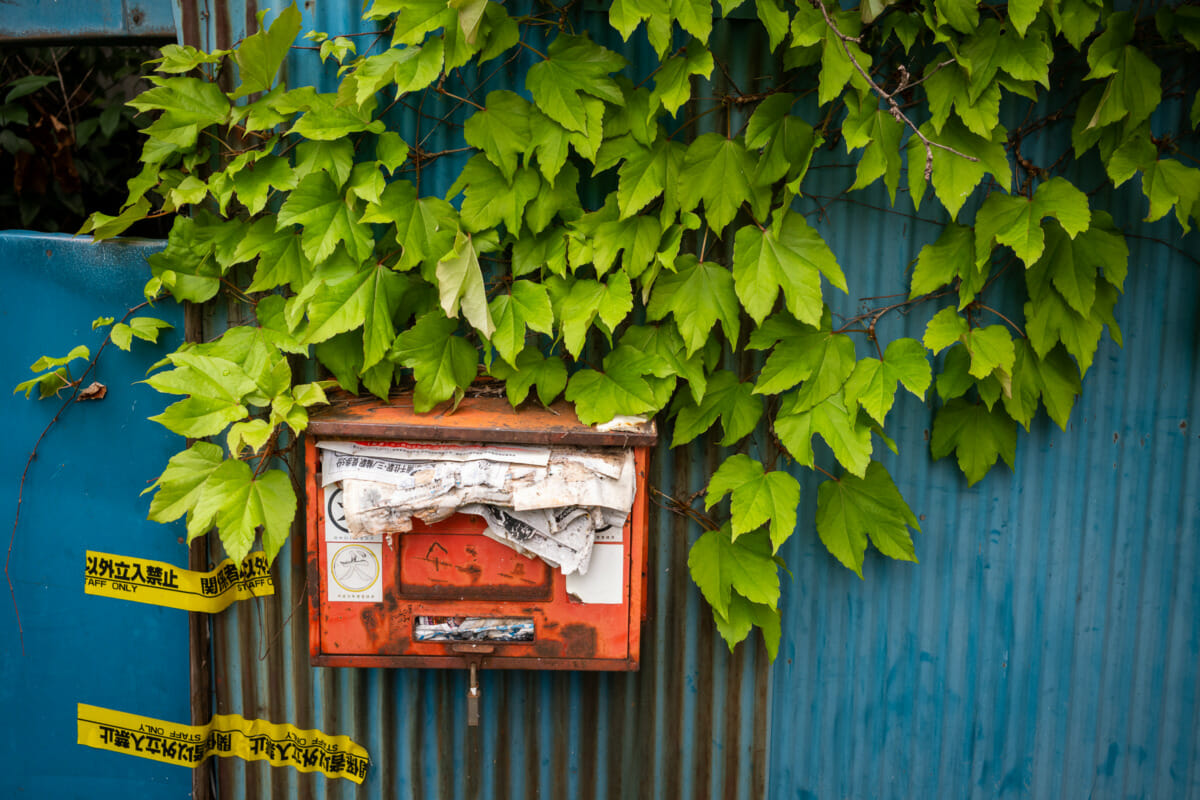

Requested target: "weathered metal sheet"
[
  {"left": 0, "top": 232, "right": 189, "bottom": 797},
  {"left": 171, "top": 0, "right": 255, "bottom": 55},
  {"left": 307, "top": 389, "right": 657, "bottom": 447},
  {"left": 205, "top": 11, "right": 772, "bottom": 796},
  {"left": 0, "top": 0, "right": 175, "bottom": 41},
  {"left": 183, "top": 4, "right": 1200, "bottom": 798},
  {"left": 765, "top": 151, "right": 1200, "bottom": 797}
]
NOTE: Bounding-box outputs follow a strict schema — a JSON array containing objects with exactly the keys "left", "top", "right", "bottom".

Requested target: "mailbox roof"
[{"left": 307, "top": 388, "right": 658, "bottom": 447}]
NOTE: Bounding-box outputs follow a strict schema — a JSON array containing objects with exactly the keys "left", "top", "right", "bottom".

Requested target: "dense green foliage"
[
  {"left": 22, "top": 0, "right": 1200, "bottom": 656},
  {"left": 0, "top": 46, "right": 166, "bottom": 234}
]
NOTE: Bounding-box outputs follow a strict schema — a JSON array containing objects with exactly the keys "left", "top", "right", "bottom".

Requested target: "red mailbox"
[{"left": 305, "top": 391, "right": 656, "bottom": 671}]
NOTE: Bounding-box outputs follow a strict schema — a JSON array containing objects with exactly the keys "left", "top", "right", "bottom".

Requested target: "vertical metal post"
[{"left": 184, "top": 300, "right": 214, "bottom": 800}]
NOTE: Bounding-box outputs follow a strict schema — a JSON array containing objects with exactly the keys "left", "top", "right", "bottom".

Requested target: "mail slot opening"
[{"left": 415, "top": 616, "right": 535, "bottom": 643}]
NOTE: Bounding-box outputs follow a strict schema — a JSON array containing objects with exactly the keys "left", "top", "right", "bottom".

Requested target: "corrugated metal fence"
[
  {"left": 205, "top": 5, "right": 1200, "bottom": 798},
  {"left": 6, "top": 2, "right": 1198, "bottom": 797}
]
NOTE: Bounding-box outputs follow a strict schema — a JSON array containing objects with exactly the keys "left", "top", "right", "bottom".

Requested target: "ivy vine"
[{"left": 21, "top": 0, "right": 1200, "bottom": 657}]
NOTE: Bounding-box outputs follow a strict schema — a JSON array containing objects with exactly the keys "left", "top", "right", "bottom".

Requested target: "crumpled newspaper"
[{"left": 320, "top": 442, "right": 635, "bottom": 575}]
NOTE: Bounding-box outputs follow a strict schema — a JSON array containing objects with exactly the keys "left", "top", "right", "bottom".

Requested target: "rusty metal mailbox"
[{"left": 305, "top": 392, "right": 656, "bottom": 672}]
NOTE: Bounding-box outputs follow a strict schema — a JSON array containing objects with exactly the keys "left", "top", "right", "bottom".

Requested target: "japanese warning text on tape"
[
  {"left": 84, "top": 551, "right": 273, "bottom": 612},
  {"left": 77, "top": 704, "right": 369, "bottom": 783}
]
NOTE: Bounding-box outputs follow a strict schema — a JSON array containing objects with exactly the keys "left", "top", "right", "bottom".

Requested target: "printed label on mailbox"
[{"left": 326, "top": 541, "right": 383, "bottom": 602}]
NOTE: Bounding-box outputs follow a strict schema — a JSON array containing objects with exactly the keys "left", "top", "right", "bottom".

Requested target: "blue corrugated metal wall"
[
  {"left": 12, "top": 3, "right": 1199, "bottom": 797},
  {"left": 0, "top": 233, "right": 189, "bottom": 797},
  {"left": 766, "top": 172, "right": 1200, "bottom": 798},
  {"left": 199, "top": 6, "right": 1200, "bottom": 798}
]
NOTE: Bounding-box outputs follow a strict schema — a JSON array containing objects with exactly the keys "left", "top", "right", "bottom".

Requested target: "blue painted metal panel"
[
  {"left": 0, "top": 0, "right": 175, "bottom": 40},
  {"left": 0, "top": 232, "right": 190, "bottom": 797}
]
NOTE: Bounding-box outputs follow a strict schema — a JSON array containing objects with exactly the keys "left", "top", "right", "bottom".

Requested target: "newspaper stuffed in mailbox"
[{"left": 318, "top": 441, "right": 635, "bottom": 577}]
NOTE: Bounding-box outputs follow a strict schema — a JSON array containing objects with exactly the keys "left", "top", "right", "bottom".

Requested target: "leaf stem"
[{"left": 813, "top": 0, "right": 977, "bottom": 181}]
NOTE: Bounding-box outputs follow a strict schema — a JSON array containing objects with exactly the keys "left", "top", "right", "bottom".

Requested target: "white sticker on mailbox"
[
  {"left": 564, "top": 543, "right": 624, "bottom": 604},
  {"left": 326, "top": 541, "right": 383, "bottom": 603},
  {"left": 324, "top": 485, "right": 381, "bottom": 543}
]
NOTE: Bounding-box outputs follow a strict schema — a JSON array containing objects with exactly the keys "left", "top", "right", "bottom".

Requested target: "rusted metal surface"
[
  {"left": 308, "top": 390, "right": 659, "bottom": 448},
  {"left": 206, "top": 7, "right": 770, "bottom": 796},
  {"left": 171, "top": 0, "right": 257, "bottom": 56},
  {"left": 184, "top": 301, "right": 215, "bottom": 800},
  {"left": 305, "top": 433, "right": 651, "bottom": 672}
]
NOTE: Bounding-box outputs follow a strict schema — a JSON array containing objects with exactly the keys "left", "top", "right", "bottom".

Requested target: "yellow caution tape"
[
  {"left": 84, "top": 550, "right": 273, "bottom": 612},
  {"left": 77, "top": 704, "right": 369, "bottom": 783}
]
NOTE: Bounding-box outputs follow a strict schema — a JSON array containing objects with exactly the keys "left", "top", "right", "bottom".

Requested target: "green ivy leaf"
[
  {"left": 231, "top": 5, "right": 302, "bottom": 99},
  {"left": 294, "top": 139, "right": 355, "bottom": 187},
  {"left": 276, "top": 171, "right": 374, "bottom": 265},
  {"left": 391, "top": 311, "right": 479, "bottom": 412},
  {"left": 376, "top": 131, "right": 410, "bottom": 175},
  {"left": 145, "top": 442, "right": 225, "bottom": 523},
  {"left": 963, "top": 324, "right": 1015, "bottom": 379},
  {"left": 1141, "top": 158, "right": 1200, "bottom": 233},
  {"left": 436, "top": 231, "right": 495, "bottom": 338},
  {"left": 610, "top": 0, "right": 670, "bottom": 53},
  {"left": 754, "top": 326, "right": 855, "bottom": 407},
  {"left": 844, "top": 95, "right": 903, "bottom": 202},
  {"left": 974, "top": 179, "right": 1091, "bottom": 269},
  {"left": 671, "top": 0, "right": 713, "bottom": 42},
  {"left": 1087, "top": 46, "right": 1161, "bottom": 130},
  {"left": 464, "top": 90, "right": 532, "bottom": 182},
  {"left": 1004, "top": 339, "right": 1082, "bottom": 431},
  {"left": 687, "top": 526, "right": 780, "bottom": 619},
  {"left": 646, "top": 255, "right": 740, "bottom": 354},
  {"left": 732, "top": 211, "right": 845, "bottom": 327},
  {"left": 110, "top": 317, "right": 173, "bottom": 351},
  {"left": 564, "top": 346, "right": 670, "bottom": 425},
  {"left": 232, "top": 155, "right": 296, "bottom": 216},
  {"left": 815, "top": 461, "right": 919, "bottom": 578},
  {"left": 678, "top": 133, "right": 755, "bottom": 233},
  {"left": 490, "top": 346, "right": 568, "bottom": 406},
  {"left": 288, "top": 92, "right": 386, "bottom": 140},
  {"left": 930, "top": 398, "right": 1017, "bottom": 485},
  {"left": 934, "top": 0, "right": 979, "bottom": 33},
  {"left": 191, "top": 458, "right": 295, "bottom": 563},
  {"left": 923, "top": 306, "right": 968, "bottom": 353},
  {"left": 361, "top": 181, "right": 458, "bottom": 270},
  {"left": 453, "top": 156, "right": 541, "bottom": 233},
  {"left": 713, "top": 594, "right": 781, "bottom": 659},
  {"left": 300, "top": 263, "right": 409, "bottom": 372},
  {"left": 649, "top": 40, "right": 713, "bottom": 115},
  {"left": 909, "top": 119, "right": 1010, "bottom": 219},
  {"left": 128, "top": 76, "right": 230, "bottom": 150},
  {"left": 910, "top": 222, "right": 974, "bottom": 299},
  {"left": 488, "top": 280, "right": 554, "bottom": 365},
  {"left": 227, "top": 419, "right": 274, "bottom": 456},
  {"left": 672, "top": 370, "right": 763, "bottom": 447},
  {"left": 843, "top": 337, "right": 932, "bottom": 425},
  {"left": 526, "top": 34, "right": 625, "bottom": 134},
  {"left": 149, "top": 396, "right": 249, "bottom": 438},
  {"left": 774, "top": 392, "right": 873, "bottom": 477},
  {"left": 706, "top": 454, "right": 800, "bottom": 551}
]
